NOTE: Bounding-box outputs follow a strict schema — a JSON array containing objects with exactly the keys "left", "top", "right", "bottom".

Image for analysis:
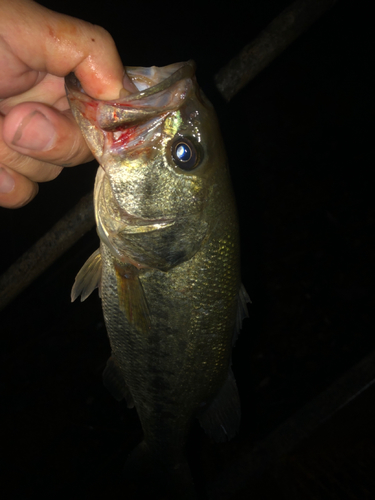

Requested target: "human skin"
[{"left": 0, "top": 0, "right": 136, "bottom": 208}]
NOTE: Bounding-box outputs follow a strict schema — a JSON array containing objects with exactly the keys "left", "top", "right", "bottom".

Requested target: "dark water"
[{"left": 1, "top": 0, "right": 374, "bottom": 498}]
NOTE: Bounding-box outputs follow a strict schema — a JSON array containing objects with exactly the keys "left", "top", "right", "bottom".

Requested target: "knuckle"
[
  {"left": 4, "top": 150, "right": 63, "bottom": 182},
  {"left": 92, "top": 24, "right": 114, "bottom": 44}
]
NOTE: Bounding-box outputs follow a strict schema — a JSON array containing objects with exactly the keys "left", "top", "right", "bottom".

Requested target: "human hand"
[{"left": 0, "top": 0, "right": 136, "bottom": 209}]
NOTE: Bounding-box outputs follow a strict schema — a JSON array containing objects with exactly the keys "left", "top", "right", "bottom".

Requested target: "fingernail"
[
  {"left": 0, "top": 167, "right": 15, "bottom": 194},
  {"left": 12, "top": 111, "right": 56, "bottom": 151}
]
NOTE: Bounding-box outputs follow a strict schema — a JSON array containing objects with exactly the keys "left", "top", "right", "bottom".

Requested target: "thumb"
[{"left": 3, "top": 102, "right": 93, "bottom": 172}]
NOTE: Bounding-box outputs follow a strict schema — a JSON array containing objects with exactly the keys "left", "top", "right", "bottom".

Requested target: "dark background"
[{"left": 1, "top": 0, "right": 374, "bottom": 498}]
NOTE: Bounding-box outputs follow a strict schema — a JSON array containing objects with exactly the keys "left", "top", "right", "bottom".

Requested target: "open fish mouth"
[
  {"left": 65, "top": 60, "right": 197, "bottom": 179},
  {"left": 65, "top": 60, "right": 195, "bottom": 131}
]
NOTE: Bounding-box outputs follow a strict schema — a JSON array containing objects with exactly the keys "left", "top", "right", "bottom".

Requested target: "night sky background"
[{"left": 1, "top": 0, "right": 374, "bottom": 498}]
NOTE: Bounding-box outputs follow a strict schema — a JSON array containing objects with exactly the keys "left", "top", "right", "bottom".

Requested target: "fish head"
[{"left": 65, "top": 61, "right": 230, "bottom": 271}]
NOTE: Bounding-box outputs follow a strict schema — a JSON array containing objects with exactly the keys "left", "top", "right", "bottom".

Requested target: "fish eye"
[{"left": 171, "top": 137, "right": 200, "bottom": 171}]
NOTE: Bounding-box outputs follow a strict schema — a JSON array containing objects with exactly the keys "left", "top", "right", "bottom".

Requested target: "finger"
[
  {"left": 2, "top": 102, "right": 93, "bottom": 176},
  {"left": 0, "top": 74, "right": 67, "bottom": 114},
  {"left": 0, "top": 111, "right": 61, "bottom": 183},
  {"left": 0, "top": 165, "right": 38, "bottom": 209},
  {"left": 2, "top": 0, "right": 135, "bottom": 99}
]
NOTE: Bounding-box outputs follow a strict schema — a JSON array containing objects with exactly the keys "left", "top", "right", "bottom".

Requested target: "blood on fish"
[
  {"left": 113, "top": 102, "right": 134, "bottom": 107},
  {"left": 73, "top": 98, "right": 99, "bottom": 123},
  {"left": 110, "top": 125, "right": 144, "bottom": 149}
]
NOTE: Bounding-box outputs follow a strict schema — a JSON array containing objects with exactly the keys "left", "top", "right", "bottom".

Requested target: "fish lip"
[{"left": 65, "top": 61, "right": 195, "bottom": 102}]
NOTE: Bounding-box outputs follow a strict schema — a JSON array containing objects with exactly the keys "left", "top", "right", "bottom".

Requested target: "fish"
[{"left": 65, "top": 60, "right": 250, "bottom": 498}]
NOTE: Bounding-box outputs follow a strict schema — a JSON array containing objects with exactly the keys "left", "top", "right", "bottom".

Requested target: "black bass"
[{"left": 66, "top": 61, "right": 249, "bottom": 497}]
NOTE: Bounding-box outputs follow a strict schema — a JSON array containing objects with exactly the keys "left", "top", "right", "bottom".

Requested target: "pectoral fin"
[
  {"left": 197, "top": 367, "right": 241, "bottom": 442},
  {"left": 102, "top": 355, "right": 134, "bottom": 408},
  {"left": 114, "top": 263, "right": 151, "bottom": 334},
  {"left": 71, "top": 249, "right": 102, "bottom": 302}
]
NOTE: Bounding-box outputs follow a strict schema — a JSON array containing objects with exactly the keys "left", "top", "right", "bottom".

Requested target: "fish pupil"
[
  {"left": 176, "top": 143, "right": 192, "bottom": 162},
  {"left": 171, "top": 137, "right": 200, "bottom": 171}
]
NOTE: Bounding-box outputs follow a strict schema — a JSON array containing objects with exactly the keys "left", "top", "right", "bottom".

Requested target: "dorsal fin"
[{"left": 71, "top": 249, "right": 102, "bottom": 302}]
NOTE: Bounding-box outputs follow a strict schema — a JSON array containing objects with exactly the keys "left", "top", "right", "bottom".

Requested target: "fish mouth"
[
  {"left": 65, "top": 61, "right": 196, "bottom": 165},
  {"left": 65, "top": 61, "right": 195, "bottom": 130}
]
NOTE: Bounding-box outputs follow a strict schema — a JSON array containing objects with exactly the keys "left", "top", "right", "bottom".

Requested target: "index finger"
[{"left": 1, "top": 0, "right": 132, "bottom": 99}]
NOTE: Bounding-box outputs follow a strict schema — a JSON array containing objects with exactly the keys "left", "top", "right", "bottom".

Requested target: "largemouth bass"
[{"left": 66, "top": 61, "right": 249, "bottom": 497}]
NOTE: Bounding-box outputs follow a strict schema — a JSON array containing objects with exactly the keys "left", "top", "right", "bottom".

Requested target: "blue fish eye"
[
  {"left": 171, "top": 138, "right": 200, "bottom": 171},
  {"left": 176, "top": 143, "right": 191, "bottom": 162}
]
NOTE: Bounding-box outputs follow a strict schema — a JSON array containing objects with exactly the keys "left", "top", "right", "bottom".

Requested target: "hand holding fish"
[{"left": 0, "top": 0, "right": 136, "bottom": 209}]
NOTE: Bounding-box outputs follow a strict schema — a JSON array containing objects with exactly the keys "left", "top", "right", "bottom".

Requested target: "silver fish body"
[{"left": 66, "top": 61, "right": 249, "bottom": 491}]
